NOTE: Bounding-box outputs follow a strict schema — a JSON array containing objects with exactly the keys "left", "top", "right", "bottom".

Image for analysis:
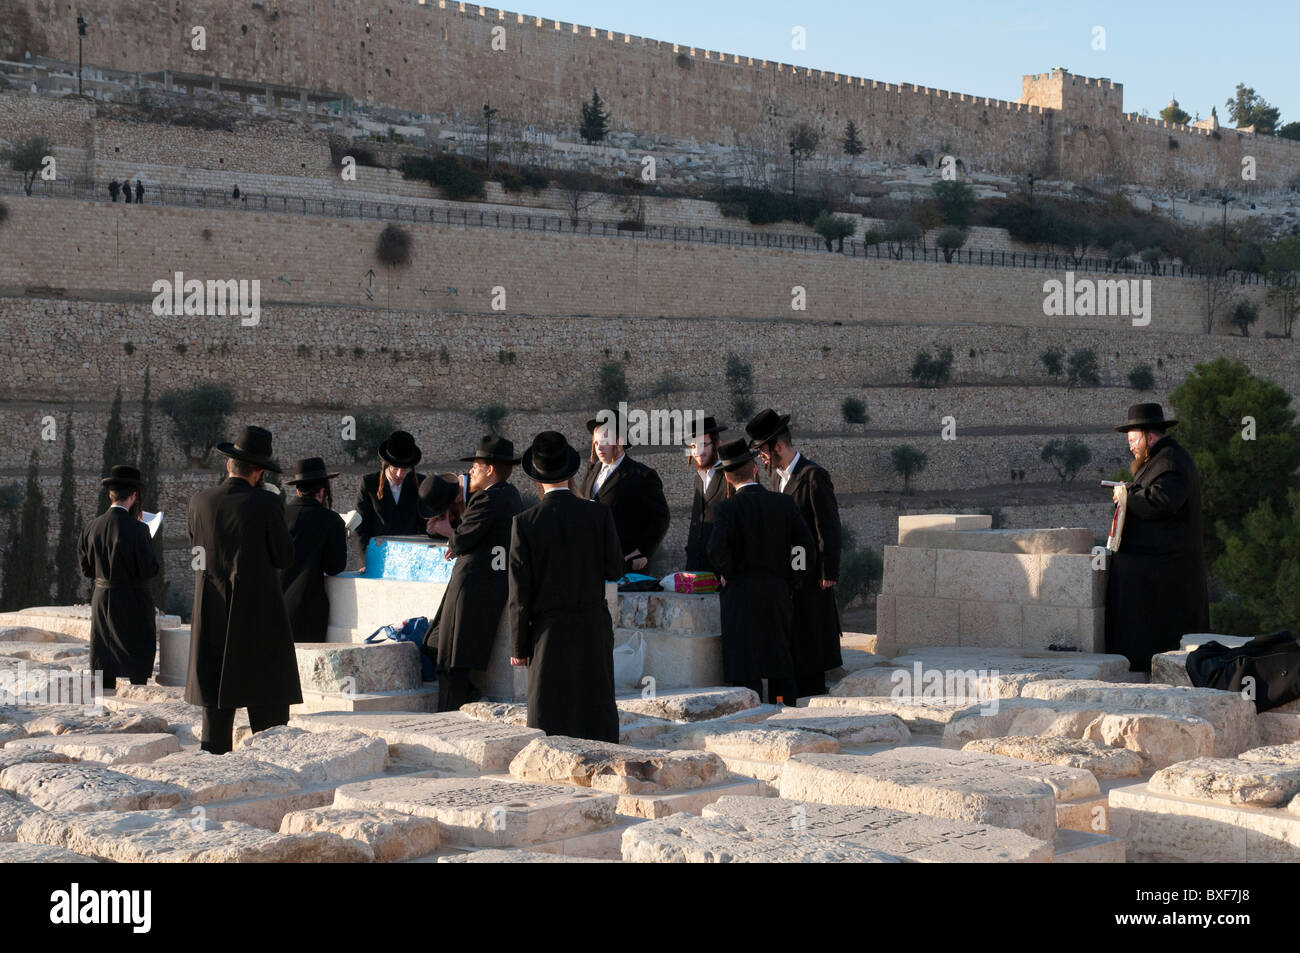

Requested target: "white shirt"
[
  {"left": 386, "top": 474, "right": 403, "bottom": 503},
  {"left": 699, "top": 461, "right": 722, "bottom": 496},
  {"left": 734, "top": 481, "right": 759, "bottom": 491},
  {"left": 592, "top": 452, "right": 624, "bottom": 496},
  {"left": 777, "top": 451, "right": 802, "bottom": 492},
  {"left": 543, "top": 486, "right": 572, "bottom": 495},
  {"left": 109, "top": 503, "right": 129, "bottom": 512}
]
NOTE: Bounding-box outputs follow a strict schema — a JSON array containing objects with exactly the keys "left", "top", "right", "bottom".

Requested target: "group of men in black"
[{"left": 76, "top": 399, "right": 1208, "bottom": 753}]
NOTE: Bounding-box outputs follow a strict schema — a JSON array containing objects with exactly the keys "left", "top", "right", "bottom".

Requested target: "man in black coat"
[
  {"left": 281, "top": 458, "right": 348, "bottom": 643},
  {"left": 747, "top": 408, "right": 844, "bottom": 697},
  {"left": 707, "top": 439, "right": 816, "bottom": 706},
  {"left": 509, "top": 431, "right": 624, "bottom": 742},
  {"left": 354, "top": 430, "right": 428, "bottom": 566},
  {"left": 683, "top": 415, "right": 728, "bottom": 574},
  {"left": 1105, "top": 403, "right": 1210, "bottom": 673},
  {"left": 185, "top": 426, "right": 301, "bottom": 754},
  {"left": 579, "top": 411, "right": 670, "bottom": 573},
  {"left": 422, "top": 436, "right": 525, "bottom": 712},
  {"left": 78, "top": 465, "right": 159, "bottom": 688}
]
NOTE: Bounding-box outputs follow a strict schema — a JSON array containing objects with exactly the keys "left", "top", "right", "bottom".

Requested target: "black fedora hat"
[
  {"left": 378, "top": 430, "right": 422, "bottom": 467},
  {"left": 717, "top": 437, "right": 759, "bottom": 473},
  {"left": 216, "top": 425, "right": 281, "bottom": 471},
  {"left": 745, "top": 408, "right": 791, "bottom": 448},
  {"left": 1116, "top": 403, "right": 1178, "bottom": 432},
  {"left": 585, "top": 408, "right": 624, "bottom": 436},
  {"left": 285, "top": 457, "right": 340, "bottom": 486},
  {"left": 417, "top": 474, "right": 460, "bottom": 519},
  {"left": 459, "top": 435, "right": 522, "bottom": 465},
  {"left": 101, "top": 464, "right": 145, "bottom": 489},
  {"left": 521, "top": 431, "right": 581, "bottom": 483},
  {"left": 683, "top": 415, "right": 728, "bottom": 442}
]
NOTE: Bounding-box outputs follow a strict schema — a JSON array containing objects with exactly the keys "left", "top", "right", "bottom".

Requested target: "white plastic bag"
[{"left": 613, "top": 632, "right": 646, "bottom": 690}]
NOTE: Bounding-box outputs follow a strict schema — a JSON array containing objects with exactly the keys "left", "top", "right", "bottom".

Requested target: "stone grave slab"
[
  {"left": 761, "top": 709, "right": 910, "bottom": 746},
  {"left": 616, "top": 687, "right": 760, "bottom": 723},
  {"left": 1239, "top": 743, "right": 1300, "bottom": 764},
  {"left": 1148, "top": 757, "right": 1300, "bottom": 807},
  {"left": 1018, "top": 680, "right": 1257, "bottom": 756},
  {"left": 118, "top": 751, "right": 303, "bottom": 805},
  {"left": 1149, "top": 650, "right": 1192, "bottom": 687},
  {"left": 777, "top": 748, "right": 1097, "bottom": 840},
  {"left": 0, "top": 642, "right": 88, "bottom": 663},
  {"left": 890, "top": 648, "right": 1130, "bottom": 682},
  {"left": 280, "top": 807, "right": 440, "bottom": 862},
  {"left": 806, "top": 696, "right": 973, "bottom": 734},
  {"left": 961, "top": 737, "right": 1142, "bottom": 778},
  {"left": 614, "top": 777, "right": 770, "bottom": 820},
  {"left": 12, "top": 707, "right": 172, "bottom": 737},
  {"left": 16, "top": 809, "right": 371, "bottom": 862},
  {"left": 460, "top": 702, "right": 530, "bottom": 727},
  {"left": 508, "top": 736, "right": 728, "bottom": 795},
  {"left": 235, "top": 725, "right": 388, "bottom": 785},
  {"left": 295, "top": 641, "right": 423, "bottom": 693},
  {"left": 0, "top": 626, "right": 68, "bottom": 643},
  {"left": 291, "top": 712, "right": 542, "bottom": 772},
  {"left": 659, "top": 723, "right": 840, "bottom": 762},
  {"left": 99, "top": 698, "right": 205, "bottom": 745},
  {"left": 438, "top": 849, "right": 612, "bottom": 863},
  {"left": 0, "top": 762, "right": 185, "bottom": 812},
  {"left": 621, "top": 814, "right": 902, "bottom": 863},
  {"left": 0, "top": 842, "right": 98, "bottom": 862},
  {"left": 941, "top": 698, "right": 1215, "bottom": 770},
  {"left": 0, "top": 789, "right": 41, "bottom": 841},
  {"left": 702, "top": 795, "right": 1052, "bottom": 862},
  {"left": 116, "top": 683, "right": 187, "bottom": 704},
  {"left": 4, "top": 732, "right": 180, "bottom": 765},
  {"left": 0, "top": 748, "right": 72, "bottom": 773},
  {"left": 333, "top": 776, "right": 617, "bottom": 848},
  {"left": 1051, "top": 827, "right": 1126, "bottom": 863},
  {"left": 1109, "top": 783, "right": 1300, "bottom": 862}
]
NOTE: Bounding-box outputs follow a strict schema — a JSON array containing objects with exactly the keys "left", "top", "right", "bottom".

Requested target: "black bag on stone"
[{"left": 1185, "top": 630, "right": 1300, "bottom": 713}]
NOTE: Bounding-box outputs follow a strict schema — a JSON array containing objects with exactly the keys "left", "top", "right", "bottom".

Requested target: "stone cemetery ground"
[{"left": 1, "top": 606, "right": 1296, "bottom": 864}]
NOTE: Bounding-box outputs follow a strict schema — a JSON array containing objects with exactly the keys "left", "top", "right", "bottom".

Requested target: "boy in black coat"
[
  {"left": 281, "top": 458, "right": 348, "bottom": 643},
  {"left": 79, "top": 465, "right": 159, "bottom": 687}
]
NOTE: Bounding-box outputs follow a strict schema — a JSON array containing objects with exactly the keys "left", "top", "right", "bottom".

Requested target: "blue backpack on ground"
[{"left": 365, "top": 617, "right": 435, "bottom": 682}]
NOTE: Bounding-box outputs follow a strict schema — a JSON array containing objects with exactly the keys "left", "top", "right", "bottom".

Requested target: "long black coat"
[
  {"left": 508, "top": 489, "right": 623, "bottom": 742},
  {"left": 579, "top": 453, "right": 670, "bottom": 570},
  {"left": 282, "top": 495, "right": 348, "bottom": 643},
  {"left": 707, "top": 484, "right": 816, "bottom": 683},
  {"left": 185, "top": 477, "right": 302, "bottom": 709},
  {"left": 782, "top": 455, "right": 844, "bottom": 675},
  {"left": 354, "top": 470, "right": 428, "bottom": 559},
  {"left": 684, "top": 464, "right": 727, "bottom": 573},
  {"left": 432, "top": 481, "right": 525, "bottom": 671},
  {"left": 1105, "top": 434, "right": 1210, "bottom": 672},
  {"left": 78, "top": 507, "right": 159, "bottom": 683}
]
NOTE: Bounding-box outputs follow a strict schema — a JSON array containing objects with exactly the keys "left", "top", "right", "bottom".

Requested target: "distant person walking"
[
  {"left": 134, "top": 179, "right": 144, "bottom": 204},
  {"left": 121, "top": 180, "right": 131, "bottom": 204},
  {"left": 108, "top": 179, "right": 121, "bottom": 202},
  {"left": 232, "top": 185, "right": 241, "bottom": 200}
]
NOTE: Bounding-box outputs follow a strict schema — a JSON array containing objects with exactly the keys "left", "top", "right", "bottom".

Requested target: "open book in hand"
[
  {"left": 141, "top": 511, "right": 163, "bottom": 539},
  {"left": 340, "top": 510, "right": 363, "bottom": 533}
]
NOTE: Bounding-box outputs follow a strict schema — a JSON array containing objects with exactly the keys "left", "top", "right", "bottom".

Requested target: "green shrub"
[
  {"left": 725, "top": 353, "right": 755, "bottom": 423},
  {"left": 596, "top": 361, "right": 628, "bottom": 411},
  {"left": 1128, "top": 364, "right": 1156, "bottom": 391},
  {"left": 932, "top": 180, "right": 976, "bottom": 228},
  {"left": 1041, "top": 437, "right": 1092, "bottom": 484},
  {"left": 1040, "top": 347, "right": 1064, "bottom": 377},
  {"left": 475, "top": 404, "right": 508, "bottom": 436},
  {"left": 910, "top": 347, "right": 953, "bottom": 387},
  {"left": 347, "top": 412, "right": 399, "bottom": 464},
  {"left": 401, "top": 153, "right": 486, "bottom": 200},
  {"left": 157, "top": 383, "right": 237, "bottom": 467},
  {"left": 1066, "top": 349, "right": 1100, "bottom": 388},
  {"left": 376, "top": 223, "right": 411, "bottom": 266},
  {"left": 841, "top": 397, "right": 868, "bottom": 425}
]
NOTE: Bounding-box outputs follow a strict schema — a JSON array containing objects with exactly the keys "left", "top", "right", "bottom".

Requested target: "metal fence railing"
[{"left": 1, "top": 172, "right": 1289, "bottom": 289}]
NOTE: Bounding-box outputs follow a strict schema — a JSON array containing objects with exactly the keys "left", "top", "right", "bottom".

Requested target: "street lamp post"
[{"left": 77, "top": 15, "right": 86, "bottom": 95}]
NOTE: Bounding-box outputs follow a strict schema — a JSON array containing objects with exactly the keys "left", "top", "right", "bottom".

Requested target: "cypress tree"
[
  {"left": 97, "top": 387, "right": 133, "bottom": 515},
  {"left": 0, "top": 451, "right": 52, "bottom": 611},
  {"left": 54, "top": 414, "right": 82, "bottom": 604},
  {"left": 138, "top": 366, "right": 168, "bottom": 611}
]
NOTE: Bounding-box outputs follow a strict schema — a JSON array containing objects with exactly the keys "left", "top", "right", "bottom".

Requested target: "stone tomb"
[
  {"left": 778, "top": 747, "right": 1102, "bottom": 841},
  {"left": 332, "top": 776, "right": 618, "bottom": 848},
  {"left": 876, "top": 514, "right": 1105, "bottom": 655}
]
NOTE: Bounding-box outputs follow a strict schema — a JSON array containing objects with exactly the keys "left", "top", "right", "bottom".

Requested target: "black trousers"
[
  {"left": 201, "top": 704, "right": 290, "bottom": 755},
  {"left": 733, "top": 679, "right": 796, "bottom": 707},
  {"left": 437, "top": 667, "right": 473, "bottom": 713}
]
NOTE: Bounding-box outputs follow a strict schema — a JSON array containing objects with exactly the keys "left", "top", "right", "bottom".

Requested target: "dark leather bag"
[{"left": 1186, "top": 630, "right": 1300, "bottom": 713}]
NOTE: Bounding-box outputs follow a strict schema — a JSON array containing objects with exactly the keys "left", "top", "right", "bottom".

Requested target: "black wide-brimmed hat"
[
  {"left": 717, "top": 437, "right": 760, "bottom": 473},
  {"left": 745, "top": 408, "right": 791, "bottom": 448},
  {"left": 521, "top": 431, "right": 582, "bottom": 483},
  {"left": 285, "top": 457, "right": 339, "bottom": 486},
  {"left": 1116, "top": 403, "right": 1178, "bottom": 432},
  {"left": 378, "top": 430, "right": 422, "bottom": 467},
  {"left": 216, "top": 425, "right": 281, "bottom": 471},
  {"left": 101, "top": 464, "right": 145, "bottom": 489},
  {"left": 459, "top": 435, "right": 521, "bottom": 465},
  {"left": 683, "top": 415, "right": 728, "bottom": 442},
  {"left": 417, "top": 474, "right": 460, "bottom": 519},
  {"left": 585, "top": 409, "right": 624, "bottom": 437}
]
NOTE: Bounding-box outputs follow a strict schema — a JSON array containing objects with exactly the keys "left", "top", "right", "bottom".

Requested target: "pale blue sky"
[{"left": 521, "top": 0, "right": 1298, "bottom": 125}]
